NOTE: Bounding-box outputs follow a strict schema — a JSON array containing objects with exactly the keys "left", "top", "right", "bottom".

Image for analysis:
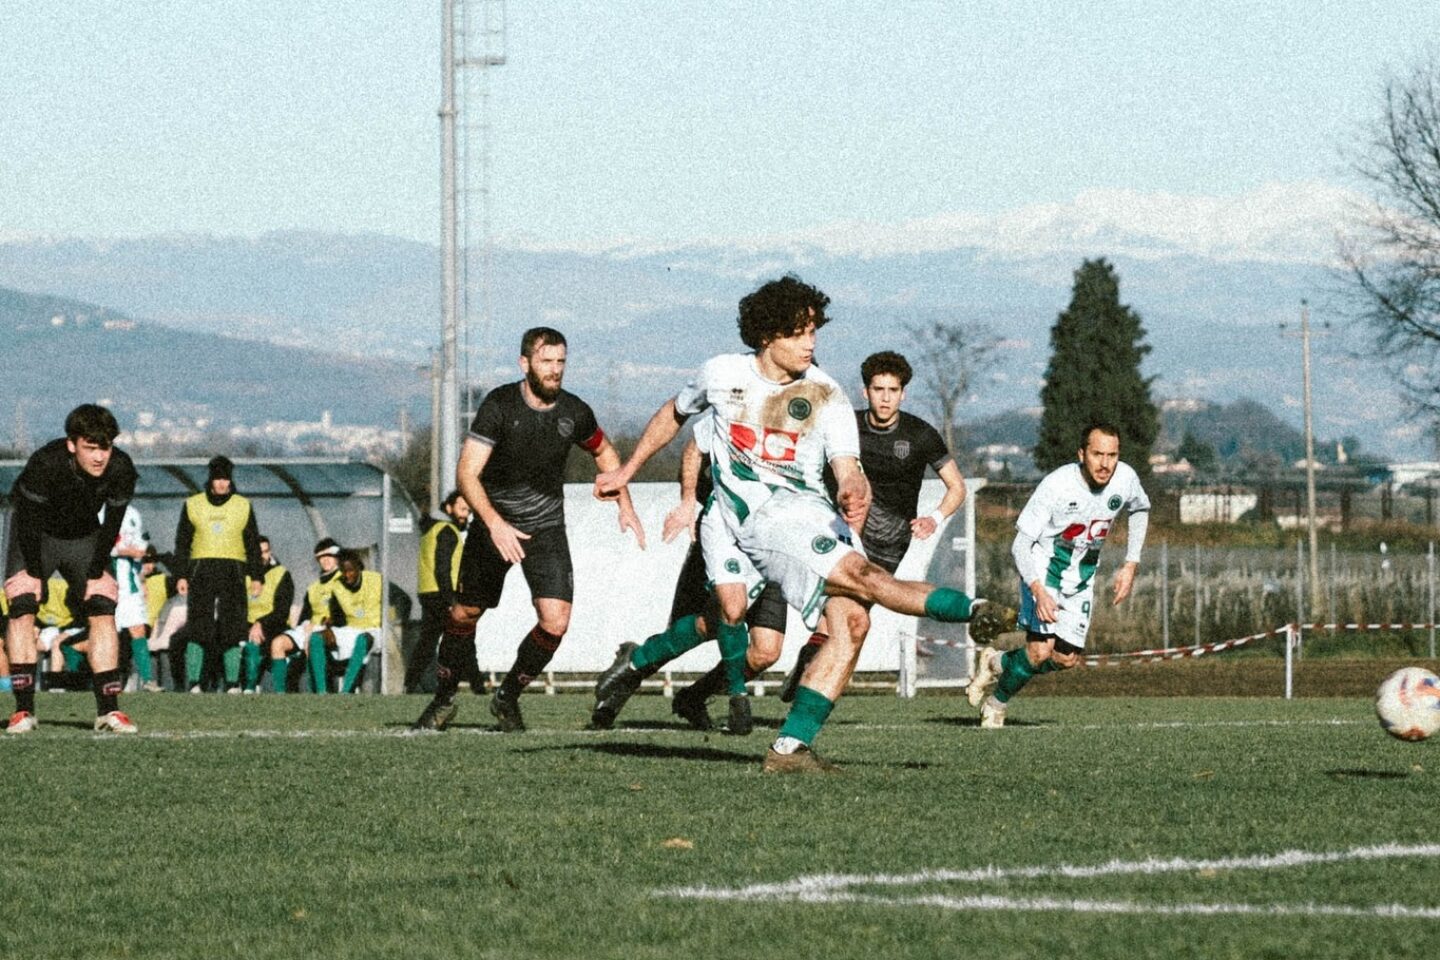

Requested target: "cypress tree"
[{"left": 1034, "top": 258, "right": 1158, "bottom": 475}]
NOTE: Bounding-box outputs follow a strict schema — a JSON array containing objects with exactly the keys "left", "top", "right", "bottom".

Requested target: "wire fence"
[{"left": 975, "top": 538, "right": 1439, "bottom": 658}]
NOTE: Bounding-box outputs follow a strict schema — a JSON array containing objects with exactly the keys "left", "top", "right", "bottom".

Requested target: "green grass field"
[{"left": 1, "top": 688, "right": 1436, "bottom": 960}]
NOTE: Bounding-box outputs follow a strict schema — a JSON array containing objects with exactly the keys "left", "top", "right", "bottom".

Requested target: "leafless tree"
[
  {"left": 902, "top": 319, "right": 1000, "bottom": 459},
  {"left": 1344, "top": 57, "right": 1440, "bottom": 416}
]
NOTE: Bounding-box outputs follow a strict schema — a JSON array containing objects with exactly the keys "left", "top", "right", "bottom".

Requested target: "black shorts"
[
  {"left": 4, "top": 527, "right": 106, "bottom": 618},
  {"left": 670, "top": 541, "right": 787, "bottom": 635},
  {"left": 457, "top": 523, "right": 574, "bottom": 609},
  {"left": 864, "top": 539, "right": 906, "bottom": 576}
]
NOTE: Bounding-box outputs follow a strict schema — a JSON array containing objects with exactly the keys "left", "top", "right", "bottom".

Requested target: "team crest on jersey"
[
  {"left": 729, "top": 387, "right": 745, "bottom": 403},
  {"left": 1108, "top": 495, "right": 1122, "bottom": 510},
  {"left": 557, "top": 417, "right": 575, "bottom": 439},
  {"left": 893, "top": 440, "right": 911, "bottom": 461},
  {"left": 730, "top": 422, "right": 798, "bottom": 462},
  {"left": 787, "top": 397, "right": 812, "bottom": 421},
  {"left": 811, "top": 535, "right": 836, "bottom": 554},
  {"left": 724, "top": 559, "right": 741, "bottom": 574}
]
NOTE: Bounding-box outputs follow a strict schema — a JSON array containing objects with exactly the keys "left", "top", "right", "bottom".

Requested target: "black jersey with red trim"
[
  {"left": 827, "top": 410, "right": 951, "bottom": 554},
  {"left": 467, "top": 381, "right": 602, "bottom": 532}
]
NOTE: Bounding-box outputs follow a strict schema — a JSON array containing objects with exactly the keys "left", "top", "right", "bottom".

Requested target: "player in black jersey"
[
  {"left": 412, "top": 327, "right": 645, "bottom": 733},
  {"left": 4, "top": 405, "right": 140, "bottom": 734},
  {"left": 779, "top": 351, "right": 971, "bottom": 700}
]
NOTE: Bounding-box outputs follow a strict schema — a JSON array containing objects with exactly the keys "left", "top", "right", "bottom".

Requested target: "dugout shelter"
[{"left": 0, "top": 458, "right": 422, "bottom": 693}]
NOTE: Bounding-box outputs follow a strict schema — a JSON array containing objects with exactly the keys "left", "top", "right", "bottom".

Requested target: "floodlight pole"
[
  {"left": 1300, "top": 301, "right": 1321, "bottom": 621},
  {"left": 439, "top": 0, "right": 461, "bottom": 491}
]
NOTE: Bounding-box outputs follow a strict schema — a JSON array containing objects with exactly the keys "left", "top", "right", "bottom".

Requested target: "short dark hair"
[
  {"left": 337, "top": 548, "right": 365, "bottom": 571},
  {"left": 1081, "top": 422, "right": 1121, "bottom": 448},
  {"left": 442, "top": 490, "right": 464, "bottom": 510},
  {"left": 521, "top": 327, "right": 567, "bottom": 359},
  {"left": 64, "top": 404, "right": 119, "bottom": 446},
  {"left": 861, "top": 351, "right": 913, "bottom": 388},
  {"left": 737, "top": 275, "right": 831, "bottom": 350},
  {"left": 258, "top": 535, "right": 270, "bottom": 547}
]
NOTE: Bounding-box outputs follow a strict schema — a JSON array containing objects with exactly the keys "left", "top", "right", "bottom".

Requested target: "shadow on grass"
[
  {"left": 518, "top": 741, "right": 758, "bottom": 765},
  {"left": 1325, "top": 768, "right": 1412, "bottom": 780},
  {"left": 925, "top": 715, "right": 1051, "bottom": 728}
]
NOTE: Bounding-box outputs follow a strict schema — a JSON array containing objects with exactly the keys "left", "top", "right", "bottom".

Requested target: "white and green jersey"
[
  {"left": 1012, "top": 461, "right": 1149, "bottom": 598},
  {"left": 675, "top": 353, "right": 858, "bottom": 533},
  {"left": 110, "top": 504, "right": 147, "bottom": 600}
]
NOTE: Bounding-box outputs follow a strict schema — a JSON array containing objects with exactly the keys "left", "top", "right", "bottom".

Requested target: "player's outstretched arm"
[
  {"left": 912, "top": 460, "right": 968, "bottom": 540},
  {"left": 593, "top": 438, "right": 646, "bottom": 550},
  {"left": 594, "top": 398, "right": 686, "bottom": 499},
  {"left": 662, "top": 437, "right": 702, "bottom": 544},
  {"left": 1111, "top": 561, "right": 1138, "bottom": 605},
  {"left": 830, "top": 456, "right": 872, "bottom": 532},
  {"left": 457, "top": 437, "right": 530, "bottom": 564}
]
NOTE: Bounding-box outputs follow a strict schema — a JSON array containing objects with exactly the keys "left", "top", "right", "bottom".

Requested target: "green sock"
[
  {"left": 340, "top": 635, "right": 371, "bottom": 693},
  {"left": 61, "top": 644, "right": 85, "bottom": 673},
  {"left": 630, "top": 615, "right": 705, "bottom": 672},
  {"left": 715, "top": 620, "right": 750, "bottom": 696},
  {"left": 777, "top": 686, "right": 835, "bottom": 745},
  {"left": 922, "top": 588, "right": 975, "bottom": 622},
  {"left": 307, "top": 635, "right": 328, "bottom": 694},
  {"left": 270, "top": 657, "right": 290, "bottom": 694},
  {"left": 242, "top": 643, "right": 263, "bottom": 690},
  {"left": 222, "top": 646, "right": 241, "bottom": 686},
  {"left": 185, "top": 642, "right": 204, "bottom": 686},
  {"left": 130, "top": 637, "right": 152, "bottom": 683},
  {"left": 995, "top": 648, "right": 1036, "bottom": 703}
]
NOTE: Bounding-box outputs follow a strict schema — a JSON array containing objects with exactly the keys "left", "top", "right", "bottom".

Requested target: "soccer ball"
[{"left": 1374, "top": 667, "right": 1440, "bottom": 742}]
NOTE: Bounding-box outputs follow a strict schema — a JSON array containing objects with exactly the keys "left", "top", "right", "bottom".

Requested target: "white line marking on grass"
[
  {"left": 850, "top": 718, "right": 1363, "bottom": 733},
  {"left": 654, "top": 843, "right": 1440, "bottom": 919},
  {"left": 780, "top": 891, "right": 1440, "bottom": 920}
]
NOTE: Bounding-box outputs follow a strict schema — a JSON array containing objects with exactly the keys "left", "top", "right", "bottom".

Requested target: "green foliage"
[
  {"left": 0, "top": 694, "right": 1434, "bottom": 960},
  {"left": 1176, "top": 430, "right": 1218, "bottom": 475},
  {"left": 1035, "top": 259, "right": 1159, "bottom": 475}
]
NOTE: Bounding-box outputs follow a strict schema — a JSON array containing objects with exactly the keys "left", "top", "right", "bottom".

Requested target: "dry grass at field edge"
[{"left": 979, "top": 656, "right": 1431, "bottom": 698}]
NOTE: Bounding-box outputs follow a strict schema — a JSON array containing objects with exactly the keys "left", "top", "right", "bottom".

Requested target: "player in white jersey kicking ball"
[
  {"left": 966, "top": 422, "right": 1150, "bottom": 728},
  {"left": 596, "top": 275, "right": 1011, "bottom": 773}
]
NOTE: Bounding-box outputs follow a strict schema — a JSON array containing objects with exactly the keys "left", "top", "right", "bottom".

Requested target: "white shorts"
[
  {"left": 1017, "top": 579, "right": 1093, "bottom": 650},
  {"left": 37, "top": 626, "right": 82, "bottom": 654},
  {"left": 305, "top": 626, "right": 375, "bottom": 661},
  {"left": 700, "top": 507, "right": 764, "bottom": 590},
  {"left": 735, "top": 489, "right": 862, "bottom": 630},
  {"left": 115, "top": 591, "right": 147, "bottom": 632}
]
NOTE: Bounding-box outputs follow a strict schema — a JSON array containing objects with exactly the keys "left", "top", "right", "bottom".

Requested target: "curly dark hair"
[
  {"left": 64, "top": 404, "right": 120, "bottom": 446},
  {"left": 737, "top": 275, "right": 831, "bottom": 350},
  {"left": 860, "top": 351, "right": 913, "bottom": 388}
]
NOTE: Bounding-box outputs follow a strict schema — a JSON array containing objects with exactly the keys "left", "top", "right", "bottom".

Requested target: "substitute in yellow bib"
[
  {"left": 240, "top": 535, "right": 294, "bottom": 692},
  {"left": 308, "top": 549, "right": 383, "bottom": 694},
  {"left": 173, "top": 456, "right": 262, "bottom": 692},
  {"left": 405, "top": 490, "right": 470, "bottom": 693}
]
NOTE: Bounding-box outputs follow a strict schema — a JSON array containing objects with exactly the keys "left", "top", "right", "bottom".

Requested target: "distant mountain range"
[
  {"left": 0, "top": 184, "right": 1425, "bottom": 459},
  {"left": 0, "top": 286, "right": 424, "bottom": 443}
]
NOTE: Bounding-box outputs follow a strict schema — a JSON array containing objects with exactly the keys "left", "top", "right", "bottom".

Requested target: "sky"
[{"left": 2, "top": 1, "right": 1437, "bottom": 249}]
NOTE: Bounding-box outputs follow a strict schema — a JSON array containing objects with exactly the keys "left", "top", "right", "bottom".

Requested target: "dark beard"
[{"left": 527, "top": 371, "right": 561, "bottom": 403}]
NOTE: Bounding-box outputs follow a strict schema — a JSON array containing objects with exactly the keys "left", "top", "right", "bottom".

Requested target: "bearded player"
[
  {"left": 412, "top": 326, "right": 645, "bottom": 733},
  {"left": 966, "top": 422, "right": 1149, "bottom": 727}
]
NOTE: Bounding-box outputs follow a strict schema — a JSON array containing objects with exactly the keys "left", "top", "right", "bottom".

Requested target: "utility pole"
[
  {"left": 1300, "top": 300, "right": 1321, "bottom": 620},
  {"left": 439, "top": 0, "right": 461, "bottom": 486}
]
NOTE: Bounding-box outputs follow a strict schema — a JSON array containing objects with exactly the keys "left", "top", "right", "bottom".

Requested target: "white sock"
[{"left": 771, "top": 735, "right": 805, "bottom": 755}]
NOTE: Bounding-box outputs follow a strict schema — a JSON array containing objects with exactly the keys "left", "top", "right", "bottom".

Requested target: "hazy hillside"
[
  {"left": 0, "top": 286, "right": 424, "bottom": 442},
  {"left": 0, "top": 230, "right": 1422, "bottom": 458}
]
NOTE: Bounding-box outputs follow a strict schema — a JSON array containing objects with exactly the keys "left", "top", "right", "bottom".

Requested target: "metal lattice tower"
[{"left": 438, "top": 0, "right": 505, "bottom": 500}]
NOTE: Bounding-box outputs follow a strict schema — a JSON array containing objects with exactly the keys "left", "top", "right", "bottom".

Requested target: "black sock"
[
  {"left": 498, "top": 625, "right": 562, "bottom": 700},
  {"left": 687, "top": 660, "right": 760, "bottom": 700},
  {"left": 93, "top": 669, "right": 123, "bottom": 715},
  {"left": 11, "top": 665, "right": 36, "bottom": 714},
  {"left": 434, "top": 630, "right": 475, "bottom": 702}
]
